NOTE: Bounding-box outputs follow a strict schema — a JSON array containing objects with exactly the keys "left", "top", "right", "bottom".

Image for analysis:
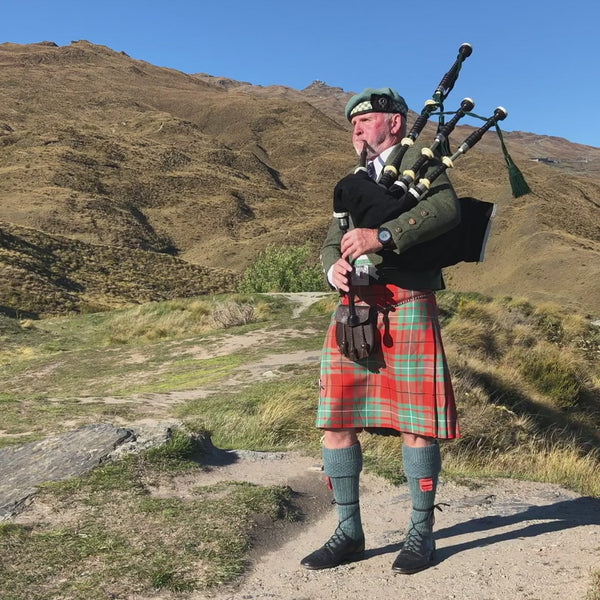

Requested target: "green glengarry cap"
[{"left": 345, "top": 87, "right": 408, "bottom": 121}]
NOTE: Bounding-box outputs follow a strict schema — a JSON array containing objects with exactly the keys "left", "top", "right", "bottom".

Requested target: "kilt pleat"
[{"left": 317, "top": 285, "right": 460, "bottom": 439}]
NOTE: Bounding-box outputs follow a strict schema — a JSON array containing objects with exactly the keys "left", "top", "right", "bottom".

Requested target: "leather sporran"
[{"left": 334, "top": 304, "right": 379, "bottom": 361}]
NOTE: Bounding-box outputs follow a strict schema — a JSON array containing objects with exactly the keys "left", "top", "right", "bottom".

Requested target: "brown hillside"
[
  {"left": 1, "top": 40, "right": 599, "bottom": 317},
  {"left": 0, "top": 220, "right": 237, "bottom": 316}
]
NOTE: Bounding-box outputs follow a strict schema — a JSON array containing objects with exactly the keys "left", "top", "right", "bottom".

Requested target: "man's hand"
[
  {"left": 330, "top": 228, "right": 382, "bottom": 292},
  {"left": 340, "top": 228, "right": 382, "bottom": 262},
  {"left": 330, "top": 258, "right": 353, "bottom": 292}
]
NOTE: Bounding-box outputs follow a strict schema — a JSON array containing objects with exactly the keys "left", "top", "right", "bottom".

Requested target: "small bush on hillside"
[{"left": 238, "top": 244, "right": 328, "bottom": 293}]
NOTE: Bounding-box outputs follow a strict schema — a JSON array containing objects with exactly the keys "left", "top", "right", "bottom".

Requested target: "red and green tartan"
[{"left": 317, "top": 285, "right": 459, "bottom": 439}]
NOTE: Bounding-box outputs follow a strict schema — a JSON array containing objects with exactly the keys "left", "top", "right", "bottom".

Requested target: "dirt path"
[{"left": 183, "top": 450, "right": 600, "bottom": 600}]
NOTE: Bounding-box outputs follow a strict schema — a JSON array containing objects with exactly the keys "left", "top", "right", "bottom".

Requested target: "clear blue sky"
[{"left": 2, "top": 0, "right": 599, "bottom": 148}]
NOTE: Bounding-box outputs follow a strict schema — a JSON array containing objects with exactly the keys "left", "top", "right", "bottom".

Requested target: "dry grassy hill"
[{"left": 1, "top": 40, "right": 599, "bottom": 317}]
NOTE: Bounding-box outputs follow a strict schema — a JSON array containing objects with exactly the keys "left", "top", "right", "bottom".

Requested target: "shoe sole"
[
  {"left": 301, "top": 550, "right": 365, "bottom": 570},
  {"left": 391, "top": 553, "right": 435, "bottom": 575}
]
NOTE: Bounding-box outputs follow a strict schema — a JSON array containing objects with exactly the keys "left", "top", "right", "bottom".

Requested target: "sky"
[{"left": 1, "top": 0, "right": 599, "bottom": 149}]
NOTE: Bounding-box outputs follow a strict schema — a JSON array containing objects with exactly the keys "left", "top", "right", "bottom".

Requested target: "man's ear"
[{"left": 389, "top": 113, "right": 404, "bottom": 135}]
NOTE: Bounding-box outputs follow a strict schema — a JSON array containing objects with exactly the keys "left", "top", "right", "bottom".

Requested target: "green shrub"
[{"left": 238, "top": 244, "right": 327, "bottom": 293}]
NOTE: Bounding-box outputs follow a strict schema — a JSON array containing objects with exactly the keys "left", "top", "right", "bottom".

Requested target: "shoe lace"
[
  {"left": 403, "top": 526, "right": 427, "bottom": 554},
  {"left": 403, "top": 503, "right": 448, "bottom": 554},
  {"left": 330, "top": 498, "right": 360, "bottom": 529},
  {"left": 325, "top": 526, "right": 350, "bottom": 551}
]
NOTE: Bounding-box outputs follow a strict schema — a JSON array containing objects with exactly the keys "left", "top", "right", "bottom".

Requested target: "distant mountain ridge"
[
  {"left": 194, "top": 73, "right": 600, "bottom": 171},
  {"left": 0, "top": 40, "right": 599, "bottom": 317}
]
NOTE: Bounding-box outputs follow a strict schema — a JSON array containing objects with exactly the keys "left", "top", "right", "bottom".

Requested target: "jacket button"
[
  {"left": 395, "top": 227, "right": 402, "bottom": 233},
  {"left": 408, "top": 218, "right": 417, "bottom": 225},
  {"left": 421, "top": 210, "right": 429, "bottom": 216}
]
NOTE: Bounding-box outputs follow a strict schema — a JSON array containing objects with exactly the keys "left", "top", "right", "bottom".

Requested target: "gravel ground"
[{"left": 193, "top": 451, "right": 600, "bottom": 600}]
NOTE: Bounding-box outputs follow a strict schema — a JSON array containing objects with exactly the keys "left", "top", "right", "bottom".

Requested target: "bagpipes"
[{"left": 333, "top": 43, "right": 531, "bottom": 272}]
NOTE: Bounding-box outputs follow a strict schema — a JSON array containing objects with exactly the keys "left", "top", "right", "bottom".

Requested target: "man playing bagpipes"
[
  {"left": 300, "top": 39, "right": 531, "bottom": 574},
  {"left": 300, "top": 87, "right": 461, "bottom": 574}
]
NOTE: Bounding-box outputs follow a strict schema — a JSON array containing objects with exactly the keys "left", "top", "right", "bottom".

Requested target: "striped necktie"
[{"left": 367, "top": 161, "right": 376, "bottom": 180}]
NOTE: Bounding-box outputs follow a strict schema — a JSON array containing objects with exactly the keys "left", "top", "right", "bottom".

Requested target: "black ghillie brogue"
[
  {"left": 300, "top": 528, "right": 365, "bottom": 570},
  {"left": 391, "top": 529, "right": 435, "bottom": 574},
  {"left": 392, "top": 503, "right": 447, "bottom": 574}
]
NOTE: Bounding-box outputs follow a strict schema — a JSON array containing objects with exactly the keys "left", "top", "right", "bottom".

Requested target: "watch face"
[{"left": 379, "top": 228, "right": 392, "bottom": 244}]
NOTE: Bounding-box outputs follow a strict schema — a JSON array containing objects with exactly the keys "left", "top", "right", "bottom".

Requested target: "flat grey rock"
[{"left": 0, "top": 424, "right": 134, "bottom": 519}]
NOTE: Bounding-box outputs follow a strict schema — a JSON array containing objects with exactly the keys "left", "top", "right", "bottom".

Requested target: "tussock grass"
[
  {"left": 179, "top": 373, "right": 321, "bottom": 452},
  {"left": 444, "top": 435, "right": 600, "bottom": 496},
  {"left": 444, "top": 318, "right": 500, "bottom": 357},
  {"left": 360, "top": 434, "right": 405, "bottom": 485},
  {"left": 101, "top": 295, "right": 268, "bottom": 344},
  {"left": 509, "top": 342, "right": 588, "bottom": 409},
  {"left": 437, "top": 292, "right": 600, "bottom": 497}
]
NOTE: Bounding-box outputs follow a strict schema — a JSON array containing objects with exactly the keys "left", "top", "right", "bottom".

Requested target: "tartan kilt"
[{"left": 317, "top": 285, "right": 460, "bottom": 439}]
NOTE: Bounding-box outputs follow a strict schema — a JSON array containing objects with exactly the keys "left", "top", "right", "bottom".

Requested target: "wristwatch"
[{"left": 377, "top": 227, "right": 394, "bottom": 248}]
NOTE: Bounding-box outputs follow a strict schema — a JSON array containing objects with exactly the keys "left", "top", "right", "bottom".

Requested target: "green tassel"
[
  {"left": 495, "top": 124, "right": 532, "bottom": 198},
  {"left": 434, "top": 108, "right": 452, "bottom": 157},
  {"left": 437, "top": 106, "right": 451, "bottom": 157}
]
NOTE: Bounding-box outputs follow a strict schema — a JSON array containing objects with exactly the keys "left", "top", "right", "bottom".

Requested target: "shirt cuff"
[{"left": 326, "top": 265, "right": 338, "bottom": 290}]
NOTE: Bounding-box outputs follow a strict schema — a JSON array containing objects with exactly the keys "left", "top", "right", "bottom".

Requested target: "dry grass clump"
[
  {"left": 444, "top": 439, "right": 600, "bottom": 497},
  {"left": 360, "top": 434, "right": 405, "bottom": 484},
  {"left": 100, "top": 296, "right": 274, "bottom": 344},
  {"left": 209, "top": 300, "right": 254, "bottom": 329},
  {"left": 103, "top": 300, "right": 211, "bottom": 344},
  {"left": 258, "top": 385, "right": 319, "bottom": 447},
  {"left": 508, "top": 341, "right": 588, "bottom": 409},
  {"left": 444, "top": 319, "right": 500, "bottom": 357},
  {"left": 179, "top": 374, "right": 320, "bottom": 452}
]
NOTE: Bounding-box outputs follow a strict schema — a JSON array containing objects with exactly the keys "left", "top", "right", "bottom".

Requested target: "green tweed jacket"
[{"left": 321, "top": 143, "right": 461, "bottom": 291}]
